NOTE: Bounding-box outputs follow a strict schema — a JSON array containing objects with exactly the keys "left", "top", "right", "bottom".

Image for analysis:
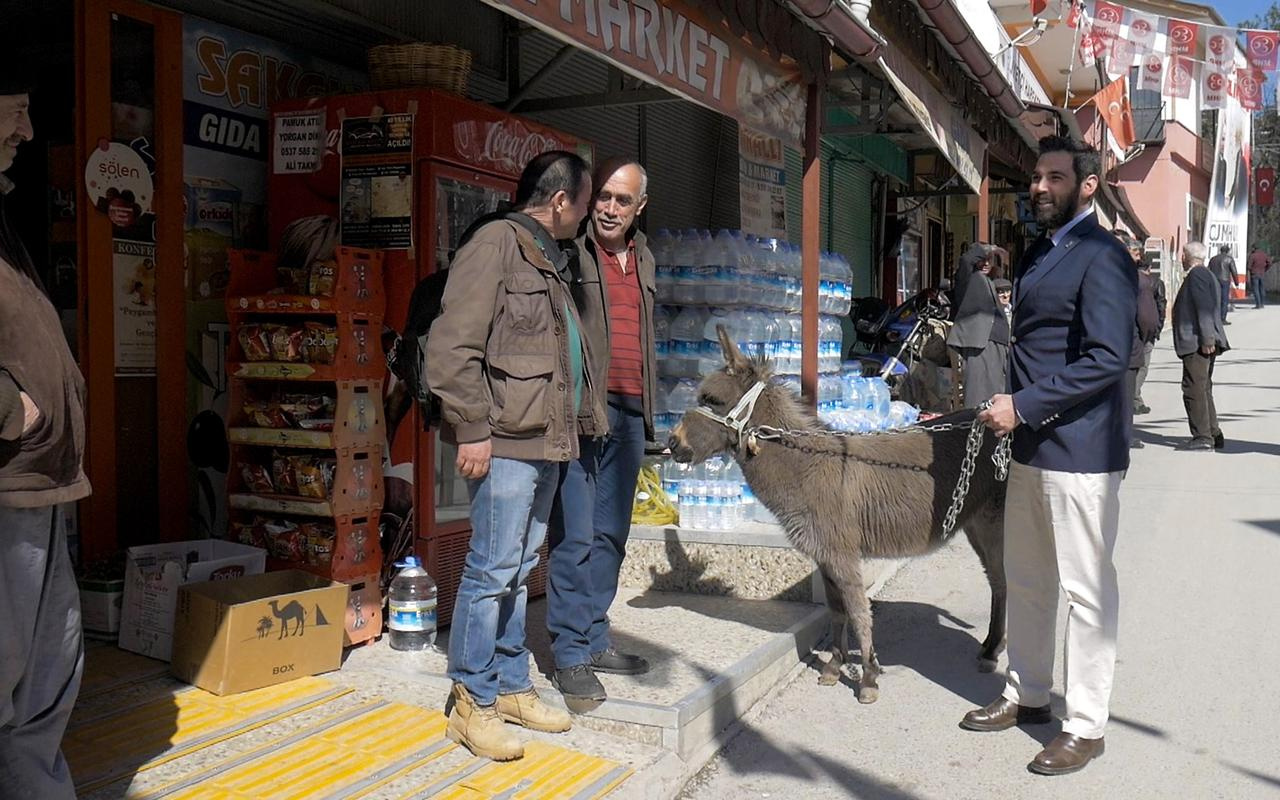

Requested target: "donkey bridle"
[{"left": 691, "top": 380, "right": 769, "bottom": 450}]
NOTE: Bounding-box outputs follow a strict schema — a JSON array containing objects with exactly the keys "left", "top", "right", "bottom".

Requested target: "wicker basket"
[{"left": 368, "top": 43, "right": 472, "bottom": 96}]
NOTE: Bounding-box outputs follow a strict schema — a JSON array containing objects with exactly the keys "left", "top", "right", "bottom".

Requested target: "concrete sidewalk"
[{"left": 678, "top": 304, "right": 1280, "bottom": 799}]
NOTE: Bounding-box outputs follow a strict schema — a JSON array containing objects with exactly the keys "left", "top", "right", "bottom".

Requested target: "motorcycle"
[{"left": 848, "top": 287, "right": 952, "bottom": 380}]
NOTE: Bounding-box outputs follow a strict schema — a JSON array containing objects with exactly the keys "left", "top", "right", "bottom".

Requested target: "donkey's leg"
[
  {"left": 817, "top": 566, "right": 853, "bottom": 686},
  {"left": 829, "top": 566, "right": 880, "bottom": 704},
  {"left": 963, "top": 509, "right": 1007, "bottom": 673}
]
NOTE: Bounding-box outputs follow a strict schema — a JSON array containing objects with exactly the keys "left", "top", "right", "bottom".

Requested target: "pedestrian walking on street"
[
  {"left": 1247, "top": 245, "right": 1271, "bottom": 309},
  {"left": 1118, "top": 233, "right": 1161, "bottom": 448},
  {"left": 946, "top": 242, "right": 1010, "bottom": 408},
  {"left": 1126, "top": 238, "right": 1165, "bottom": 415},
  {"left": 547, "top": 157, "right": 656, "bottom": 704},
  {"left": 426, "top": 151, "right": 607, "bottom": 761},
  {"left": 0, "top": 74, "right": 89, "bottom": 800},
  {"left": 1207, "top": 244, "right": 1238, "bottom": 323},
  {"left": 1171, "top": 242, "right": 1229, "bottom": 451},
  {"left": 968, "top": 136, "right": 1136, "bottom": 777}
]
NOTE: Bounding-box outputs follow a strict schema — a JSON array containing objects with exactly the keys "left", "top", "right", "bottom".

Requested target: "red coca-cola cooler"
[{"left": 268, "top": 89, "right": 593, "bottom": 625}]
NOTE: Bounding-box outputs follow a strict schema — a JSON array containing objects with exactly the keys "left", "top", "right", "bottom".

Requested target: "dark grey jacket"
[{"left": 1172, "top": 265, "right": 1230, "bottom": 358}]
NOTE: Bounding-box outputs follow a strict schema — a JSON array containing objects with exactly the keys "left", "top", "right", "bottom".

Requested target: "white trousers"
[{"left": 1000, "top": 461, "right": 1122, "bottom": 739}]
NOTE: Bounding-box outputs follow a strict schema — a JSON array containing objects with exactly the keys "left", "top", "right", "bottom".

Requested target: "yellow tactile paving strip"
[
  {"left": 132, "top": 699, "right": 630, "bottom": 800},
  {"left": 404, "top": 741, "right": 632, "bottom": 800},
  {"left": 66, "top": 675, "right": 352, "bottom": 794},
  {"left": 151, "top": 701, "right": 453, "bottom": 799}
]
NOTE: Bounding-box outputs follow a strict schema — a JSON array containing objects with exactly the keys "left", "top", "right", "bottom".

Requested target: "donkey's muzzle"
[{"left": 667, "top": 432, "right": 693, "bottom": 463}]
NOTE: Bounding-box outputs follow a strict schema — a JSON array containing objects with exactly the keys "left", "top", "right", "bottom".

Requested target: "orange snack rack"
[{"left": 225, "top": 247, "right": 387, "bottom": 646}]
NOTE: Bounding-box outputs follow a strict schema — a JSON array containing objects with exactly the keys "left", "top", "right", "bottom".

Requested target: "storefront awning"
[
  {"left": 877, "top": 47, "right": 987, "bottom": 194},
  {"left": 476, "top": 0, "right": 816, "bottom": 146}
]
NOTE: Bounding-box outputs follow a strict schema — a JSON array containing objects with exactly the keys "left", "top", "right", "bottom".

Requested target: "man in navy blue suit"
[{"left": 960, "top": 137, "right": 1137, "bottom": 777}]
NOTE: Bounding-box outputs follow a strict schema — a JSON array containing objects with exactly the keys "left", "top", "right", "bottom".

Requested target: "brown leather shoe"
[
  {"left": 1028, "top": 733, "right": 1105, "bottom": 775},
  {"left": 959, "top": 697, "right": 1053, "bottom": 732}
]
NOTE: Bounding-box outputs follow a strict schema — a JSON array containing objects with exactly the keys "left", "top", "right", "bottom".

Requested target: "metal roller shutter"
[{"left": 784, "top": 144, "right": 877, "bottom": 296}]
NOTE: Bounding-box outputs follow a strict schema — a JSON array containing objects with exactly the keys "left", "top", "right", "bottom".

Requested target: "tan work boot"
[
  {"left": 446, "top": 683, "right": 524, "bottom": 761},
  {"left": 495, "top": 688, "right": 572, "bottom": 733}
]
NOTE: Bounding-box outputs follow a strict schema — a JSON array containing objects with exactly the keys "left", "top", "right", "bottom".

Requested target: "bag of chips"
[
  {"left": 238, "top": 325, "right": 272, "bottom": 361},
  {"left": 264, "top": 518, "right": 306, "bottom": 561},
  {"left": 239, "top": 463, "right": 274, "bottom": 494},
  {"left": 301, "top": 322, "right": 338, "bottom": 364},
  {"left": 269, "top": 325, "right": 304, "bottom": 362},
  {"left": 308, "top": 259, "right": 337, "bottom": 297}
]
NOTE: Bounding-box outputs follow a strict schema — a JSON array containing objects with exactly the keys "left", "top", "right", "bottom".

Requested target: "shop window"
[
  {"left": 1187, "top": 196, "right": 1207, "bottom": 241},
  {"left": 898, "top": 232, "right": 922, "bottom": 304}
]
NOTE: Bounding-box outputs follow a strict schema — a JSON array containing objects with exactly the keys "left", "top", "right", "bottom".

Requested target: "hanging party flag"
[
  {"left": 1257, "top": 167, "right": 1275, "bottom": 207},
  {"left": 1237, "top": 68, "right": 1265, "bottom": 111},
  {"left": 1128, "top": 11, "right": 1159, "bottom": 52},
  {"left": 1245, "top": 30, "right": 1280, "bottom": 72},
  {"left": 1031, "top": 0, "right": 1048, "bottom": 16},
  {"left": 1205, "top": 27, "right": 1238, "bottom": 72},
  {"left": 1165, "top": 56, "right": 1195, "bottom": 100},
  {"left": 1079, "top": 21, "right": 1105, "bottom": 68},
  {"left": 1166, "top": 19, "right": 1199, "bottom": 57},
  {"left": 1066, "top": 0, "right": 1082, "bottom": 29},
  {"left": 1092, "top": 0, "right": 1125, "bottom": 39},
  {"left": 1109, "top": 36, "right": 1137, "bottom": 74},
  {"left": 1139, "top": 53, "right": 1164, "bottom": 92},
  {"left": 1093, "top": 76, "right": 1135, "bottom": 150},
  {"left": 1202, "top": 69, "right": 1230, "bottom": 109}
]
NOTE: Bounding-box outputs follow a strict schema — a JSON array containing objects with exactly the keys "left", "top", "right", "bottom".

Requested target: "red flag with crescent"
[
  {"left": 1166, "top": 19, "right": 1199, "bottom": 57},
  {"left": 1092, "top": 76, "right": 1135, "bottom": 151},
  {"left": 1237, "top": 69, "right": 1265, "bottom": 112},
  {"left": 1257, "top": 167, "right": 1276, "bottom": 207}
]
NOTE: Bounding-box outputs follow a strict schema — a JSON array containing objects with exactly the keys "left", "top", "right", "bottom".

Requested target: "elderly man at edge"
[{"left": 1171, "top": 242, "right": 1229, "bottom": 451}]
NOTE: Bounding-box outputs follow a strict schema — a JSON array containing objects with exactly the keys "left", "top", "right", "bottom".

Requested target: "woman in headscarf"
[{"left": 946, "top": 242, "right": 1011, "bottom": 408}]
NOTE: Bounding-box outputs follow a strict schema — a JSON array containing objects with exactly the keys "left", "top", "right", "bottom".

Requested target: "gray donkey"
[{"left": 668, "top": 328, "right": 1007, "bottom": 704}]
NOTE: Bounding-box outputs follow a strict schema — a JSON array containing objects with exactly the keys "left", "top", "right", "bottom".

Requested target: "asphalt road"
[{"left": 680, "top": 303, "right": 1280, "bottom": 800}]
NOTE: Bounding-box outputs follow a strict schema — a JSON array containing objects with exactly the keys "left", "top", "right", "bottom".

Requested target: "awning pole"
[{"left": 802, "top": 79, "right": 824, "bottom": 408}]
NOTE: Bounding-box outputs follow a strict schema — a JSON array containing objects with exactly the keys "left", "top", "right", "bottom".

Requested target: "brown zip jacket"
[
  {"left": 0, "top": 253, "right": 90, "bottom": 507},
  {"left": 426, "top": 218, "right": 607, "bottom": 462}
]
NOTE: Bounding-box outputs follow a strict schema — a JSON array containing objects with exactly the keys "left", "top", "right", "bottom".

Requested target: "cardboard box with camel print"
[{"left": 170, "top": 570, "right": 348, "bottom": 695}]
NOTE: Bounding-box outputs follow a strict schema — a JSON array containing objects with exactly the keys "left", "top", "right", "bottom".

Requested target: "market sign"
[
  {"left": 878, "top": 48, "right": 987, "bottom": 194},
  {"left": 478, "top": 0, "right": 807, "bottom": 145}
]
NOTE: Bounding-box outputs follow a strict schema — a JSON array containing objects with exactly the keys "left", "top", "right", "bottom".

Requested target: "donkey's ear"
[{"left": 717, "top": 324, "right": 751, "bottom": 374}]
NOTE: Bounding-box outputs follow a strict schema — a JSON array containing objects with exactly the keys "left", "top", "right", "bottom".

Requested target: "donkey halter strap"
[{"left": 691, "top": 380, "right": 768, "bottom": 447}]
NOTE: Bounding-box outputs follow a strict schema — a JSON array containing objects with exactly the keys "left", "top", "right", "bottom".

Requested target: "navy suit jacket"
[{"left": 1009, "top": 214, "right": 1138, "bottom": 473}]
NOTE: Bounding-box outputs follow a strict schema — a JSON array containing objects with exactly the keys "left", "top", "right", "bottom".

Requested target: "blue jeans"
[
  {"left": 1252, "top": 274, "right": 1266, "bottom": 308},
  {"left": 547, "top": 402, "right": 647, "bottom": 663},
  {"left": 447, "top": 457, "right": 558, "bottom": 706},
  {"left": 547, "top": 438, "right": 598, "bottom": 669}
]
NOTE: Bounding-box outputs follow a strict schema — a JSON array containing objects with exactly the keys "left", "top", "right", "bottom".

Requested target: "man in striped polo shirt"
[{"left": 547, "top": 157, "right": 658, "bottom": 702}]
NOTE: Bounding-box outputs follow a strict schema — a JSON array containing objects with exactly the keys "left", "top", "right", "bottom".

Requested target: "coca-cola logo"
[
  {"left": 452, "top": 119, "right": 566, "bottom": 175},
  {"left": 1170, "top": 23, "right": 1195, "bottom": 45},
  {"left": 1251, "top": 36, "right": 1276, "bottom": 56},
  {"left": 1209, "top": 35, "right": 1230, "bottom": 56},
  {"left": 1207, "top": 72, "right": 1226, "bottom": 91}
]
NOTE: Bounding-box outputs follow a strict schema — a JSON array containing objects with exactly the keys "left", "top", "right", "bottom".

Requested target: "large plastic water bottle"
[
  {"left": 835, "top": 254, "right": 853, "bottom": 316},
  {"left": 704, "top": 457, "right": 725, "bottom": 530},
  {"left": 670, "top": 307, "right": 706, "bottom": 378},
  {"left": 671, "top": 229, "right": 698, "bottom": 305},
  {"left": 866, "top": 376, "right": 891, "bottom": 429},
  {"left": 652, "top": 229, "right": 674, "bottom": 305},
  {"left": 699, "top": 308, "right": 732, "bottom": 374},
  {"left": 663, "top": 458, "right": 687, "bottom": 506},
  {"left": 725, "top": 459, "right": 750, "bottom": 525},
  {"left": 388, "top": 556, "right": 438, "bottom": 651}
]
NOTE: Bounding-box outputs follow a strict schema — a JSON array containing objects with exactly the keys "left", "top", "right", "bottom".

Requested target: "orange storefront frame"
[{"left": 76, "top": 0, "right": 186, "bottom": 560}]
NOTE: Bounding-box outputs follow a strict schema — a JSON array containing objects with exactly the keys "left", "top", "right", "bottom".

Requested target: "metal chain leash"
[{"left": 746, "top": 403, "right": 1012, "bottom": 539}]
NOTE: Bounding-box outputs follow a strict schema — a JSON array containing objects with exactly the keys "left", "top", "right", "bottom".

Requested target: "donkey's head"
[{"left": 668, "top": 325, "right": 772, "bottom": 464}]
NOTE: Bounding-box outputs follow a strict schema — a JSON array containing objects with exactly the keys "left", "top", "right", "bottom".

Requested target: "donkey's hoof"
[
  {"left": 857, "top": 686, "right": 879, "bottom": 704},
  {"left": 818, "top": 671, "right": 840, "bottom": 686},
  {"left": 978, "top": 657, "right": 998, "bottom": 673}
]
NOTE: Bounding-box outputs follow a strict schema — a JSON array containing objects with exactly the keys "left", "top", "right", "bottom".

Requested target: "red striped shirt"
[{"left": 601, "top": 242, "right": 645, "bottom": 397}]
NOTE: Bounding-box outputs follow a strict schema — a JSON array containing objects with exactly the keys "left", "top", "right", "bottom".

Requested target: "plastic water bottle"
[
  {"left": 725, "top": 459, "right": 750, "bottom": 525},
  {"left": 835, "top": 254, "right": 853, "bottom": 316},
  {"left": 670, "top": 307, "right": 706, "bottom": 378},
  {"left": 653, "top": 229, "right": 674, "bottom": 305},
  {"left": 663, "top": 458, "right": 687, "bottom": 506},
  {"left": 388, "top": 556, "right": 438, "bottom": 651},
  {"left": 699, "top": 308, "right": 732, "bottom": 374}
]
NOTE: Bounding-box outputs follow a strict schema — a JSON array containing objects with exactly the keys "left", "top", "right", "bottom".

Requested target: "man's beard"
[{"left": 1034, "top": 185, "right": 1084, "bottom": 230}]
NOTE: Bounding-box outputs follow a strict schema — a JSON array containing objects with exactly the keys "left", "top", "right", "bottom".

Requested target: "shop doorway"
[{"left": 76, "top": 0, "right": 185, "bottom": 560}]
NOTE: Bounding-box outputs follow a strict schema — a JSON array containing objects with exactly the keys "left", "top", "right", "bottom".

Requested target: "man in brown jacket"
[
  {"left": 547, "top": 158, "right": 657, "bottom": 703},
  {"left": 0, "top": 77, "right": 89, "bottom": 800},
  {"left": 426, "top": 151, "right": 606, "bottom": 761}
]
